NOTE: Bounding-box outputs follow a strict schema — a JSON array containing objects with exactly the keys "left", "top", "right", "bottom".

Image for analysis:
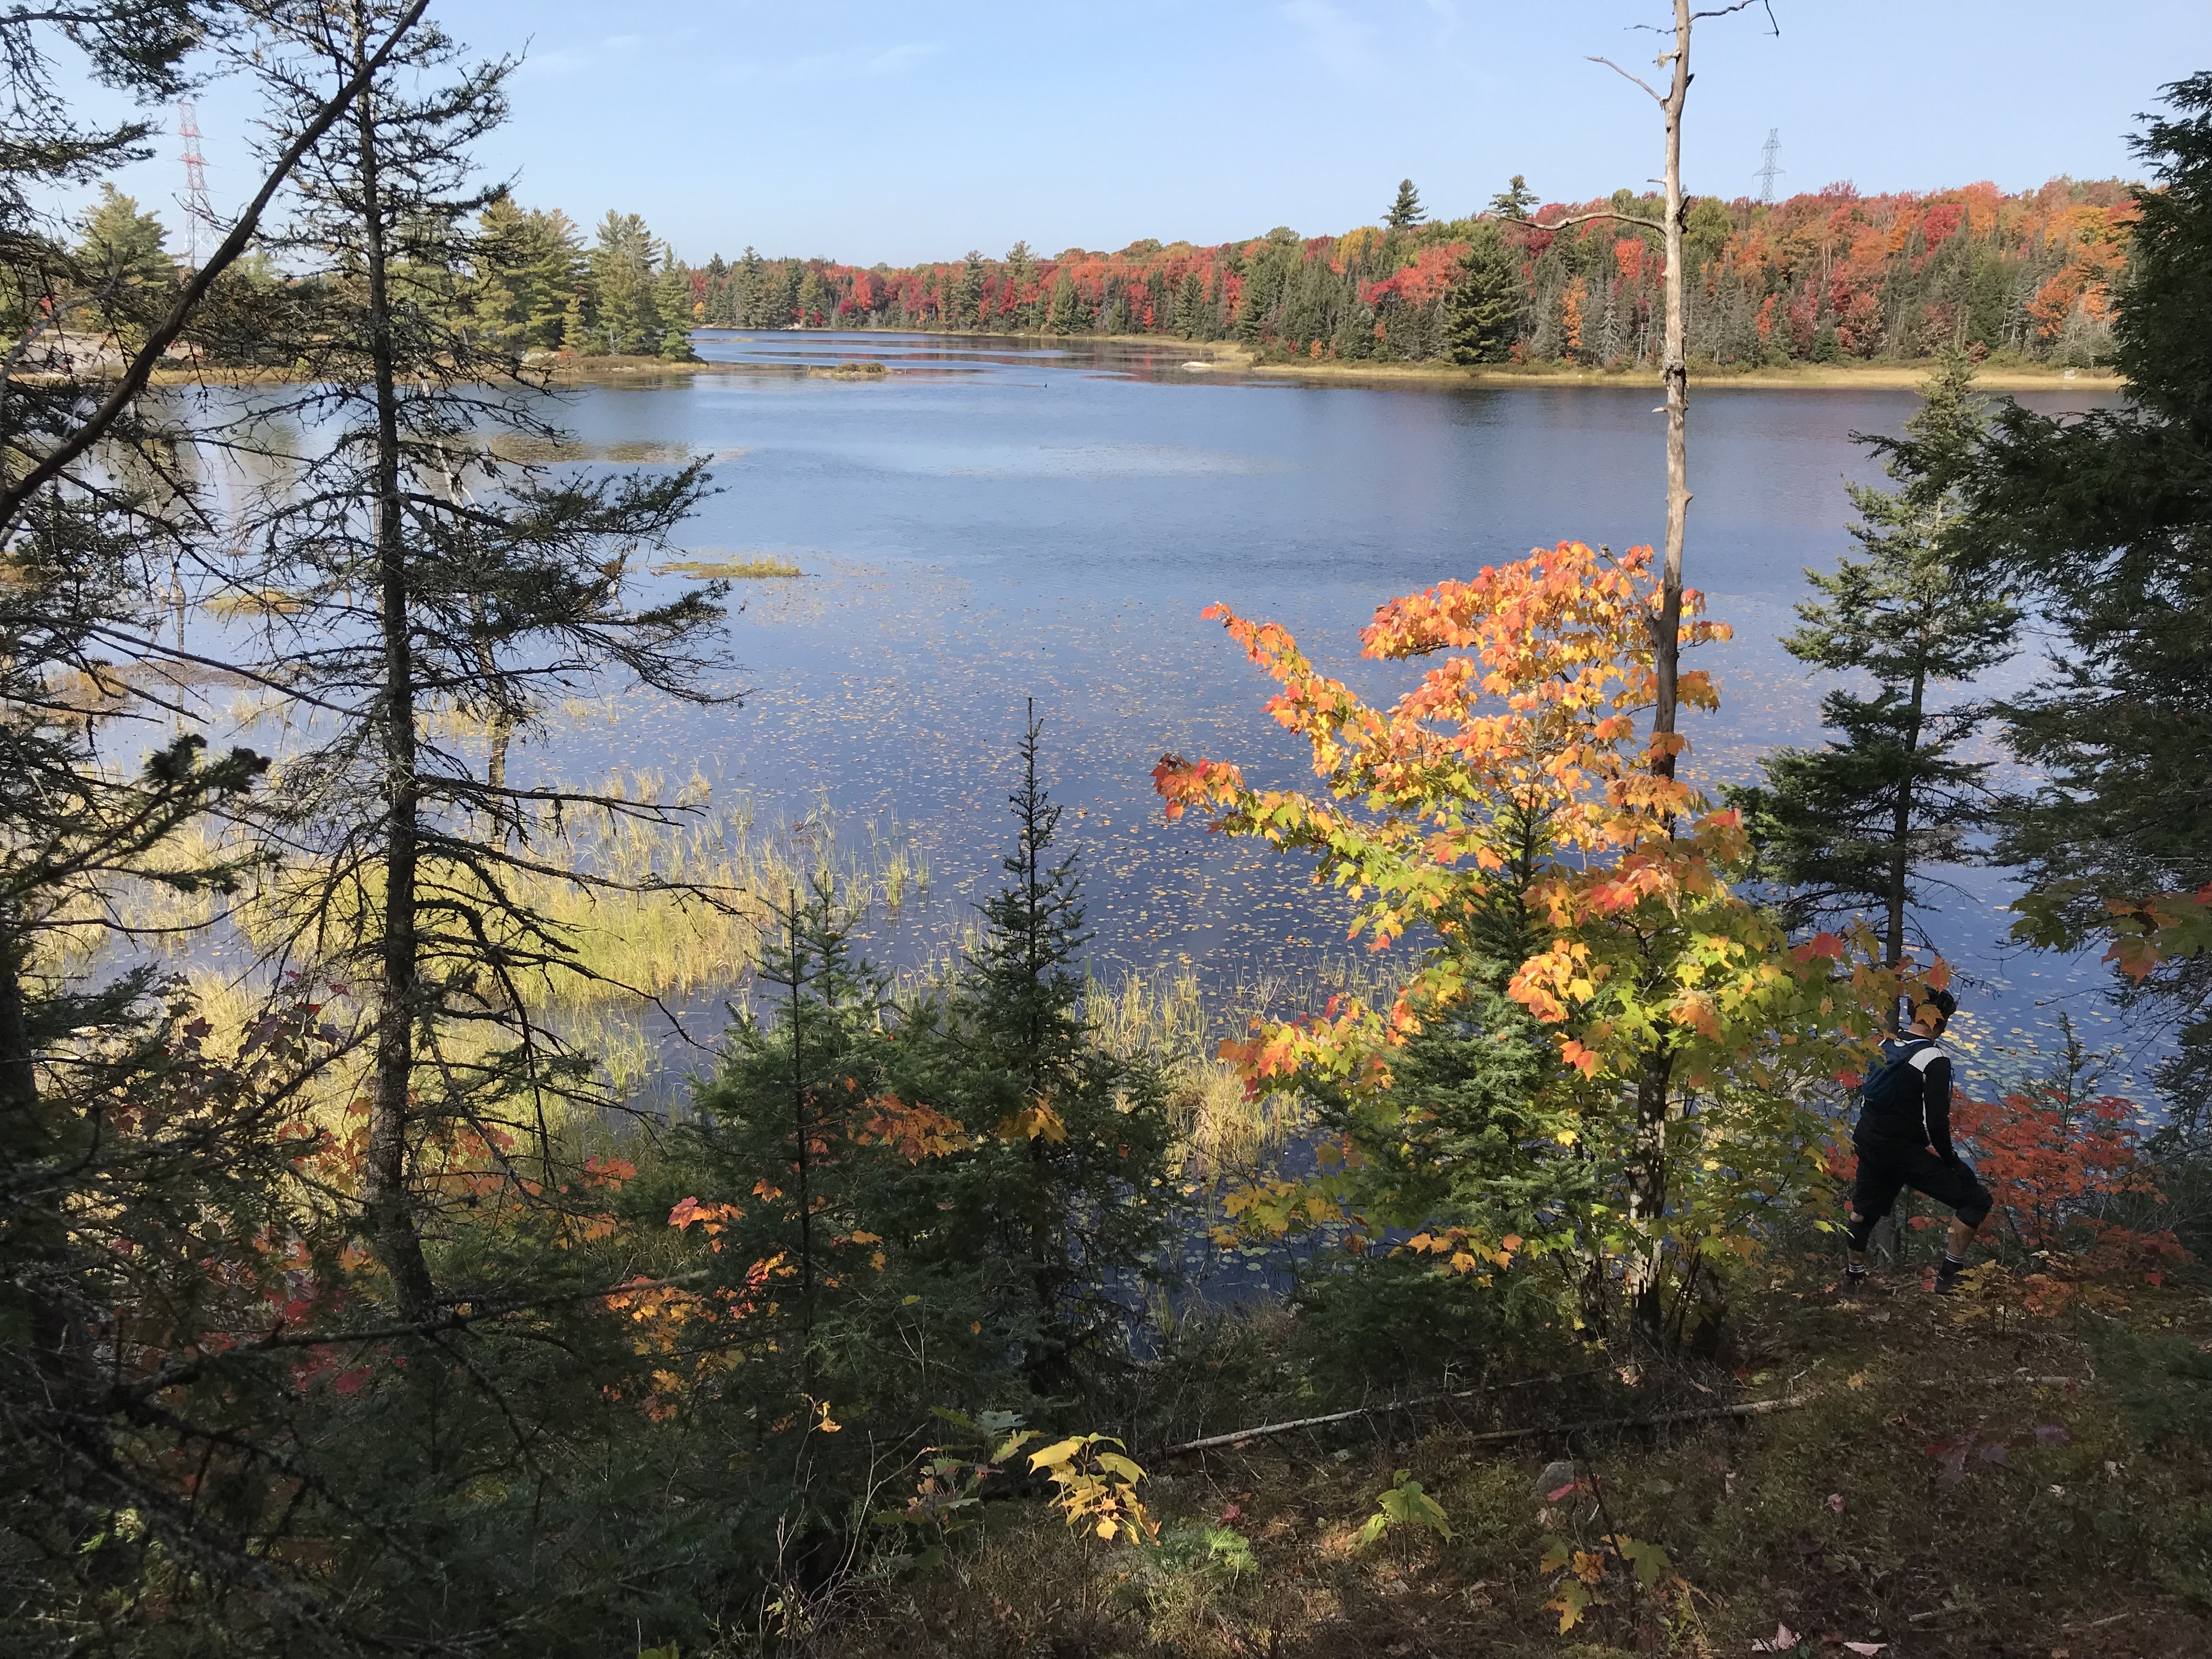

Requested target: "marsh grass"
[
  {"left": 205, "top": 587, "right": 306, "bottom": 617},
  {"left": 1079, "top": 955, "right": 1402, "bottom": 1176},
  {"left": 92, "top": 771, "right": 1384, "bottom": 1165},
  {"left": 656, "top": 551, "right": 803, "bottom": 579}
]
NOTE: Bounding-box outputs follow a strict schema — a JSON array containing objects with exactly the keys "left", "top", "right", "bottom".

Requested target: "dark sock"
[
  {"left": 1940, "top": 1253, "right": 1966, "bottom": 1272},
  {"left": 1845, "top": 1263, "right": 1866, "bottom": 1277}
]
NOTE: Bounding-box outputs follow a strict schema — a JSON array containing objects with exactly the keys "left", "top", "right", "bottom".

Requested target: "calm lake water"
[{"left": 471, "top": 330, "right": 2146, "bottom": 1105}]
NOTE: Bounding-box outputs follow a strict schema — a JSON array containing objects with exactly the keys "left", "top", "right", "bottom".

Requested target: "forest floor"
[{"left": 809, "top": 1254, "right": 2212, "bottom": 1659}]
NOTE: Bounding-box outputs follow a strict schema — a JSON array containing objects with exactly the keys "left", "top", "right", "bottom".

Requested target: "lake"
[
  {"left": 162, "top": 331, "right": 2142, "bottom": 1115},
  {"left": 462, "top": 330, "right": 2143, "bottom": 1108}
]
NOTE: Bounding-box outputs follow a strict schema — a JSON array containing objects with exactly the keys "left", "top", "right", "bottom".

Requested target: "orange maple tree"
[{"left": 1156, "top": 540, "right": 1905, "bottom": 1334}]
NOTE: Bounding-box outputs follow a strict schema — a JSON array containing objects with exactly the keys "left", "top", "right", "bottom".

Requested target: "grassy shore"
[
  {"left": 1177, "top": 339, "right": 2119, "bottom": 392},
  {"left": 142, "top": 342, "right": 2117, "bottom": 394}
]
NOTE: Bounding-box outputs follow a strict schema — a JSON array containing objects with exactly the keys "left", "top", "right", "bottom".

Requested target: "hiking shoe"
[
  {"left": 1934, "top": 1259, "right": 1967, "bottom": 1295},
  {"left": 1839, "top": 1269, "right": 1871, "bottom": 1298}
]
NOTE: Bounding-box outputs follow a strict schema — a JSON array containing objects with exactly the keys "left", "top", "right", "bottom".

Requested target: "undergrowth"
[{"left": 778, "top": 1255, "right": 2212, "bottom": 1659}]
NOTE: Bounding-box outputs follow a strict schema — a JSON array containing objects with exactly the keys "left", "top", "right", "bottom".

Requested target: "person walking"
[{"left": 1843, "top": 985, "right": 1993, "bottom": 1294}]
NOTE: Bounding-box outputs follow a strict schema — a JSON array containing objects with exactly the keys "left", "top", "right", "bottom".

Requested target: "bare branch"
[
  {"left": 1691, "top": 0, "right": 1779, "bottom": 30},
  {"left": 1588, "top": 52, "right": 1663, "bottom": 102},
  {"left": 1507, "top": 206, "right": 1666, "bottom": 234}
]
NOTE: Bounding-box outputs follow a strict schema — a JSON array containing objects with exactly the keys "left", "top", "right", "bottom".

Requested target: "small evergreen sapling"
[{"left": 893, "top": 704, "right": 1177, "bottom": 1395}]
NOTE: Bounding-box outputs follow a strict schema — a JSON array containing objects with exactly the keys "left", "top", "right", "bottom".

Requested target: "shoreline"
[
  {"left": 1144, "top": 336, "right": 2115, "bottom": 392},
  {"left": 142, "top": 338, "right": 2120, "bottom": 396}
]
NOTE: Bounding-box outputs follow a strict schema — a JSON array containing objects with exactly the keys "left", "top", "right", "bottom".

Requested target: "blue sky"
[{"left": 86, "top": 0, "right": 2210, "bottom": 266}]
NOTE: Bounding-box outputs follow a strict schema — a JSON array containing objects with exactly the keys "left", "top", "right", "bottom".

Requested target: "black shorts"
[{"left": 1848, "top": 1139, "right": 1993, "bottom": 1232}]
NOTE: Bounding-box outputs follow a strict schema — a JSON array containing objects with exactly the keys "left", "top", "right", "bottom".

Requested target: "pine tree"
[
  {"left": 590, "top": 210, "right": 659, "bottom": 353},
  {"left": 1731, "top": 350, "right": 2019, "bottom": 981},
  {"left": 1045, "top": 269, "right": 1083, "bottom": 334},
  {"left": 559, "top": 285, "right": 589, "bottom": 354},
  {"left": 655, "top": 251, "right": 696, "bottom": 356},
  {"left": 1002, "top": 239, "right": 1035, "bottom": 326},
  {"left": 75, "top": 184, "right": 173, "bottom": 335},
  {"left": 957, "top": 247, "right": 986, "bottom": 329},
  {"left": 1385, "top": 177, "right": 1425, "bottom": 230},
  {"left": 1445, "top": 222, "right": 1520, "bottom": 363},
  {"left": 736, "top": 242, "right": 764, "bottom": 325},
  {"left": 1489, "top": 173, "right": 1538, "bottom": 221}
]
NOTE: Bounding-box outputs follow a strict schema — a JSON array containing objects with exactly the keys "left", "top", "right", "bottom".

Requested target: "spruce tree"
[
  {"left": 0, "top": 3, "right": 443, "bottom": 1639},
  {"left": 228, "top": 2, "right": 720, "bottom": 1314},
  {"left": 1003, "top": 238, "right": 1035, "bottom": 326},
  {"left": 1731, "top": 351, "right": 2019, "bottom": 981},
  {"left": 1385, "top": 177, "right": 1425, "bottom": 230},
  {"left": 1922, "top": 75, "right": 2212, "bottom": 1134},
  {"left": 1445, "top": 221, "right": 1520, "bottom": 363},
  {"left": 891, "top": 706, "right": 1175, "bottom": 1395},
  {"left": 1045, "top": 269, "right": 1083, "bottom": 333},
  {"left": 957, "top": 247, "right": 986, "bottom": 329}
]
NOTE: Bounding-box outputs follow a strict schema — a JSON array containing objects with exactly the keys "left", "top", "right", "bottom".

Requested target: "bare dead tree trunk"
[
  {"left": 1651, "top": 0, "right": 1693, "bottom": 787},
  {"left": 354, "top": 8, "right": 435, "bottom": 1321},
  {"left": 1607, "top": 0, "right": 1700, "bottom": 1343}
]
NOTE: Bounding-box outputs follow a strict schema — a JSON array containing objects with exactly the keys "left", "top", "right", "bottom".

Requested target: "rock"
[{"left": 1537, "top": 1458, "right": 1576, "bottom": 1497}]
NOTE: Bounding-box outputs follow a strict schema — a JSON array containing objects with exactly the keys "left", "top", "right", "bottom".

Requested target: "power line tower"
[
  {"left": 177, "top": 101, "right": 215, "bottom": 270},
  {"left": 1755, "top": 128, "right": 1784, "bottom": 206}
]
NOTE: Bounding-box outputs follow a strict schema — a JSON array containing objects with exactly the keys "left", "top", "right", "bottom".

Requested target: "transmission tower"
[
  {"left": 177, "top": 101, "right": 215, "bottom": 270},
  {"left": 1755, "top": 128, "right": 1785, "bottom": 206}
]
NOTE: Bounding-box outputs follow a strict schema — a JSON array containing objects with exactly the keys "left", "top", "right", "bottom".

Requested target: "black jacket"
[{"left": 1854, "top": 1034, "right": 1959, "bottom": 1163}]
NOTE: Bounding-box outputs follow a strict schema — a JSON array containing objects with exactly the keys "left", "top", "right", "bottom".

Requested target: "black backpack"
[{"left": 1857, "top": 1039, "right": 1930, "bottom": 1136}]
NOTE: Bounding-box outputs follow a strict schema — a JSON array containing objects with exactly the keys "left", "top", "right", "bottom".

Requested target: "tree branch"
[
  {"left": 1588, "top": 52, "right": 1663, "bottom": 103},
  {"left": 1691, "top": 0, "right": 1780, "bottom": 30},
  {"left": 1508, "top": 206, "right": 1667, "bottom": 233},
  {"left": 0, "top": 0, "right": 432, "bottom": 537}
]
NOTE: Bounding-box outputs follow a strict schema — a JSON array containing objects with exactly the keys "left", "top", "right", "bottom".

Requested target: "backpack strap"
[{"left": 1903, "top": 1040, "right": 1948, "bottom": 1142}]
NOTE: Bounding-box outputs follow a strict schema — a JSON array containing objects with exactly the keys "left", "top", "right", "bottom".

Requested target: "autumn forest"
[
  {"left": 9, "top": 4, "right": 2212, "bottom": 1659},
  {"left": 442, "top": 175, "right": 2132, "bottom": 370}
]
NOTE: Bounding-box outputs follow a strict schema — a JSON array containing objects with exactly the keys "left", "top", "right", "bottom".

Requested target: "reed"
[{"left": 1077, "top": 955, "right": 1403, "bottom": 1176}]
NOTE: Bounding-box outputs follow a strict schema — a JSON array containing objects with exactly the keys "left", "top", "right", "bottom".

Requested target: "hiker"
[{"left": 1843, "top": 985, "right": 1992, "bottom": 1294}]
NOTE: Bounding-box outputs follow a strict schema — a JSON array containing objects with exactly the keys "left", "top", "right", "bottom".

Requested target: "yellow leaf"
[
  {"left": 1028, "top": 1437, "right": 1084, "bottom": 1470},
  {"left": 1846, "top": 1370, "right": 1869, "bottom": 1391}
]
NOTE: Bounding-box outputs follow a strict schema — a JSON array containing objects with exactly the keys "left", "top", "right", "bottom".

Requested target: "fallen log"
[
  {"left": 1453, "top": 1392, "right": 1812, "bottom": 1448},
  {"left": 1159, "top": 1389, "right": 1814, "bottom": 1451},
  {"left": 1155, "top": 1372, "right": 1593, "bottom": 1459},
  {"left": 1158, "top": 1375, "right": 1803, "bottom": 1458}
]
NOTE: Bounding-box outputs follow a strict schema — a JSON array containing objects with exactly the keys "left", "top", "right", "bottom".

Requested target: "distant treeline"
[
  {"left": 114, "top": 174, "right": 2130, "bottom": 371},
  {"left": 487, "top": 176, "right": 2131, "bottom": 368}
]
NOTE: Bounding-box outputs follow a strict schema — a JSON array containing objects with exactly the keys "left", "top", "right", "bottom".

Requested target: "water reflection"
[{"left": 130, "top": 338, "right": 2153, "bottom": 1106}]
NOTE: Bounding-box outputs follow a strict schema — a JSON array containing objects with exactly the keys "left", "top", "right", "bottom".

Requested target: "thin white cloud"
[
  {"left": 1282, "top": 1, "right": 1383, "bottom": 84},
  {"left": 517, "top": 33, "right": 642, "bottom": 80},
  {"left": 861, "top": 41, "right": 941, "bottom": 76},
  {"left": 718, "top": 41, "right": 941, "bottom": 86}
]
